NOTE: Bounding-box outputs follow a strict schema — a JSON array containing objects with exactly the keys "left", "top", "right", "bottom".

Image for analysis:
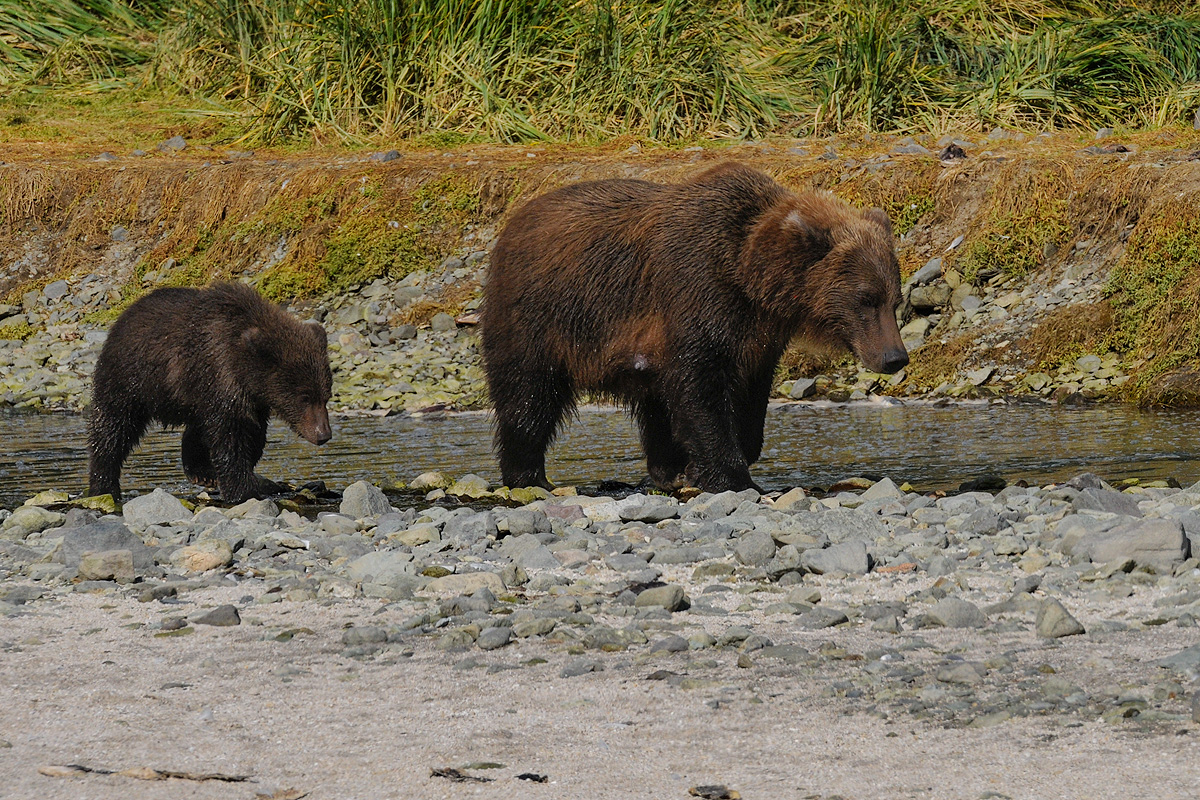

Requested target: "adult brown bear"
[
  {"left": 482, "top": 162, "right": 907, "bottom": 493},
  {"left": 87, "top": 281, "right": 333, "bottom": 503}
]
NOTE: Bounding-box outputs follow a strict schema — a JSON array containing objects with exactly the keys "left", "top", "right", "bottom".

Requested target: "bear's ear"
[
  {"left": 863, "top": 207, "right": 893, "bottom": 238},
  {"left": 241, "top": 327, "right": 275, "bottom": 362},
  {"left": 783, "top": 209, "right": 819, "bottom": 241}
]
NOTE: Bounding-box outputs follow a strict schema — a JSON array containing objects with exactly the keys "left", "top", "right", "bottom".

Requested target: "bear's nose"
[{"left": 880, "top": 349, "right": 909, "bottom": 374}]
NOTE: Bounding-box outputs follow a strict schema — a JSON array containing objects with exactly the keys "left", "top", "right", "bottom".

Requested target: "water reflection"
[{"left": 2, "top": 400, "right": 1199, "bottom": 507}]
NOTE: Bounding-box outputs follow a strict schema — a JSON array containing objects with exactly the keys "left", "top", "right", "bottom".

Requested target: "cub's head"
[
  {"left": 243, "top": 320, "right": 333, "bottom": 445},
  {"left": 766, "top": 196, "right": 908, "bottom": 374}
]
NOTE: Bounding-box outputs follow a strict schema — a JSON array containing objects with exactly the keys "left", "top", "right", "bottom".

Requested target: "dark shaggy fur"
[
  {"left": 481, "top": 162, "right": 907, "bottom": 493},
  {"left": 87, "top": 282, "right": 333, "bottom": 502}
]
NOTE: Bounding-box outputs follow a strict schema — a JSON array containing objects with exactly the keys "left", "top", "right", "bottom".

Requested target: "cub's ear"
[{"left": 863, "top": 207, "right": 894, "bottom": 238}]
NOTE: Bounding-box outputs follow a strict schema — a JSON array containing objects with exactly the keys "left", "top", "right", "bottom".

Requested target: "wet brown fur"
[
  {"left": 482, "top": 162, "right": 907, "bottom": 493},
  {"left": 87, "top": 282, "right": 333, "bottom": 502}
]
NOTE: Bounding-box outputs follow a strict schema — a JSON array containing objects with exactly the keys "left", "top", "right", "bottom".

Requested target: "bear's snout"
[
  {"left": 879, "top": 348, "right": 909, "bottom": 374},
  {"left": 299, "top": 405, "right": 332, "bottom": 445}
]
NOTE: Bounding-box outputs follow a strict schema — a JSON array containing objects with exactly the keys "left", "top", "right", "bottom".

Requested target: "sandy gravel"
[{"left": 3, "top": 582, "right": 1199, "bottom": 800}]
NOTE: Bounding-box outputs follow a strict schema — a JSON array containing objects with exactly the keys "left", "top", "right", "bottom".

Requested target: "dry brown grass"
[
  {"left": 902, "top": 332, "right": 977, "bottom": 390},
  {"left": 1015, "top": 301, "right": 1116, "bottom": 371}
]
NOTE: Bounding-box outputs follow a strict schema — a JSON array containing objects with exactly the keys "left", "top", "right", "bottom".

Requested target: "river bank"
[
  {"left": 2, "top": 474, "right": 1200, "bottom": 798},
  {"left": 5, "top": 132, "right": 1200, "bottom": 415}
]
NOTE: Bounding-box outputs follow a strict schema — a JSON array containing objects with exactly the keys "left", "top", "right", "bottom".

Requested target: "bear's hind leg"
[
  {"left": 87, "top": 400, "right": 149, "bottom": 500},
  {"left": 490, "top": 363, "right": 572, "bottom": 490},
  {"left": 633, "top": 397, "right": 689, "bottom": 491}
]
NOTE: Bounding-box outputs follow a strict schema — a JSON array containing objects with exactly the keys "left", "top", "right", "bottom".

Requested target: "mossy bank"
[{"left": 3, "top": 130, "right": 1200, "bottom": 413}]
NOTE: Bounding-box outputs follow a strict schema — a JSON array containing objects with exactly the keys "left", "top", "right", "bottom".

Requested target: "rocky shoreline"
[{"left": 5, "top": 472, "right": 1200, "bottom": 723}]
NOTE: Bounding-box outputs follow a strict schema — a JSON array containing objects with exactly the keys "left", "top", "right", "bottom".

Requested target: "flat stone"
[
  {"left": 169, "top": 539, "right": 233, "bottom": 572},
  {"left": 1156, "top": 644, "right": 1200, "bottom": 673},
  {"left": 1, "top": 506, "right": 65, "bottom": 540},
  {"left": 77, "top": 549, "right": 135, "bottom": 583},
  {"left": 1036, "top": 598, "right": 1085, "bottom": 638},
  {"left": 345, "top": 551, "right": 415, "bottom": 586},
  {"left": 561, "top": 658, "right": 603, "bottom": 678},
  {"left": 442, "top": 510, "right": 497, "bottom": 544},
  {"left": 927, "top": 597, "right": 987, "bottom": 629},
  {"left": 798, "top": 607, "right": 849, "bottom": 629},
  {"left": 426, "top": 572, "right": 505, "bottom": 595},
  {"left": 1073, "top": 487, "right": 1143, "bottom": 517},
  {"left": 1072, "top": 518, "right": 1186, "bottom": 573},
  {"left": 477, "top": 627, "right": 511, "bottom": 651},
  {"left": 649, "top": 635, "right": 689, "bottom": 653},
  {"left": 617, "top": 494, "right": 680, "bottom": 522},
  {"left": 59, "top": 519, "right": 154, "bottom": 569},
  {"left": 936, "top": 662, "right": 986, "bottom": 685},
  {"left": 122, "top": 489, "right": 192, "bottom": 529},
  {"left": 192, "top": 604, "right": 241, "bottom": 627},
  {"left": 448, "top": 473, "right": 491, "bottom": 498},
  {"left": 802, "top": 541, "right": 870, "bottom": 575},
  {"left": 409, "top": 471, "right": 450, "bottom": 491},
  {"left": 734, "top": 531, "right": 776, "bottom": 566},
  {"left": 634, "top": 584, "right": 688, "bottom": 612},
  {"left": 340, "top": 481, "right": 392, "bottom": 518}
]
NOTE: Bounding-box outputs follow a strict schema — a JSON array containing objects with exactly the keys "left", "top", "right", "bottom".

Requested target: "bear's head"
[
  {"left": 750, "top": 195, "right": 908, "bottom": 375},
  {"left": 243, "top": 321, "right": 333, "bottom": 445}
]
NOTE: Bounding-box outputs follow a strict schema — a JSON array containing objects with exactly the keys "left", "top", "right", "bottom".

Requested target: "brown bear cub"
[
  {"left": 482, "top": 162, "right": 908, "bottom": 493},
  {"left": 87, "top": 281, "right": 333, "bottom": 503}
]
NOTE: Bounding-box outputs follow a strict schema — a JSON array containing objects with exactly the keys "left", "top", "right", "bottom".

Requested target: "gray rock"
[
  {"left": 802, "top": 540, "right": 870, "bottom": 575},
  {"left": 192, "top": 604, "right": 241, "bottom": 627},
  {"left": 430, "top": 313, "right": 456, "bottom": 332},
  {"left": 734, "top": 531, "right": 776, "bottom": 566},
  {"left": 121, "top": 489, "right": 193, "bottom": 529},
  {"left": 59, "top": 518, "right": 154, "bottom": 570},
  {"left": 77, "top": 550, "right": 135, "bottom": 583},
  {"left": 684, "top": 491, "right": 744, "bottom": 520},
  {"left": 905, "top": 257, "right": 943, "bottom": 287},
  {"left": 500, "top": 534, "right": 560, "bottom": 570},
  {"left": 909, "top": 284, "right": 952, "bottom": 311},
  {"left": 477, "top": 627, "right": 511, "bottom": 651},
  {"left": 789, "top": 378, "right": 816, "bottom": 399},
  {"left": 1065, "top": 472, "right": 1106, "bottom": 490},
  {"left": 960, "top": 507, "right": 1002, "bottom": 536},
  {"left": 605, "top": 553, "right": 653, "bottom": 573},
  {"left": 0, "top": 506, "right": 65, "bottom": 540},
  {"left": 798, "top": 607, "right": 849, "bottom": 629},
  {"left": 561, "top": 657, "right": 604, "bottom": 678},
  {"left": 157, "top": 135, "right": 187, "bottom": 152},
  {"left": 442, "top": 510, "right": 496, "bottom": 544},
  {"left": 1072, "top": 488, "right": 1143, "bottom": 518},
  {"left": 342, "top": 626, "right": 388, "bottom": 646},
  {"left": 784, "top": 510, "right": 888, "bottom": 543},
  {"left": 634, "top": 584, "right": 688, "bottom": 612},
  {"left": 617, "top": 494, "right": 679, "bottom": 522},
  {"left": 1156, "top": 644, "right": 1200, "bottom": 674},
  {"left": 1036, "top": 598, "right": 1085, "bottom": 638},
  {"left": 369, "top": 150, "right": 401, "bottom": 162},
  {"left": 340, "top": 481, "right": 392, "bottom": 518},
  {"left": 936, "top": 662, "right": 986, "bottom": 685},
  {"left": 927, "top": 597, "right": 987, "bottom": 629},
  {"left": 1072, "top": 518, "right": 1187, "bottom": 573},
  {"left": 345, "top": 551, "right": 415, "bottom": 585},
  {"left": 650, "top": 635, "right": 689, "bottom": 653},
  {"left": 43, "top": 280, "right": 69, "bottom": 300},
  {"left": 498, "top": 509, "right": 550, "bottom": 536}
]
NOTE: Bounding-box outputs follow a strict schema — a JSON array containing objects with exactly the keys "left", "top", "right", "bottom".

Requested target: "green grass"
[{"left": 3, "top": 1, "right": 1200, "bottom": 142}]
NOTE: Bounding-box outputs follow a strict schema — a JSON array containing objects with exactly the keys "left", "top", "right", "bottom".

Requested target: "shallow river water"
[{"left": 3, "top": 400, "right": 1200, "bottom": 507}]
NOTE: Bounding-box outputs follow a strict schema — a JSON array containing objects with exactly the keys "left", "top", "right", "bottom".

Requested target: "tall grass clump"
[{"left": 3, "top": 0, "right": 1200, "bottom": 142}]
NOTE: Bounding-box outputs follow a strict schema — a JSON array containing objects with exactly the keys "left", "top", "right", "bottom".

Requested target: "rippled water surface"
[{"left": 3, "top": 401, "right": 1200, "bottom": 506}]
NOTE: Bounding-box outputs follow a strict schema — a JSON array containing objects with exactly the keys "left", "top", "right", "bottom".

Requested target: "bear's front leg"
[
  {"left": 667, "top": 369, "right": 757, "bottom": 493},
  {"left": 205, "top": 417, "right": 271, "bottom": 503}
]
